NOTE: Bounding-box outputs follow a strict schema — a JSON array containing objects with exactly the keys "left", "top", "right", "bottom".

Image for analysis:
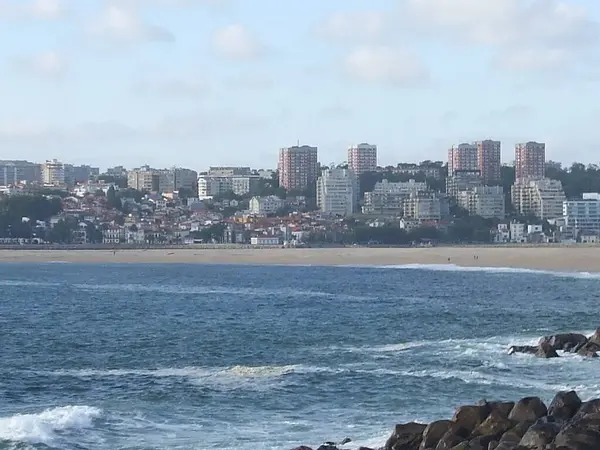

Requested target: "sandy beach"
[{"left": 0, "top": 246, "right": 598, "bottom": 272}]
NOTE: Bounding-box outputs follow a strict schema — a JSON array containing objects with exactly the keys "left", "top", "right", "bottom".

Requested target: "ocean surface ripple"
[{"left": 1, "top": 263, "right": 599, "bottom": 449}]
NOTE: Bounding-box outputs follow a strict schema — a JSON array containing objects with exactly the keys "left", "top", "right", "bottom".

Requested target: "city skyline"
[{"left": 1, "top": 0, "right": 600, "bottom": 168}]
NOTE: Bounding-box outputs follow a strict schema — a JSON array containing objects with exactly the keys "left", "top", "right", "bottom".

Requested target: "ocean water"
[{"left": 1, "top": 263, "right": 600, "bottom": 450}]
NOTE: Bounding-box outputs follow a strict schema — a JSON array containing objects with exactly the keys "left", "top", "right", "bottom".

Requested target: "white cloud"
[
  {"left": 402, "top": 0, "right": 599, "bottom": 71},
  {"left": 344, "top": 45, "right": 428, "bottom": 86},
  {"left": 13, "top": 51, "right": 67, "bottom": 78},
  {"left": 319, "top": 11, "right": 387, "bottom": 41},
  {"left": 29, "top": 0, "right": 65, "bottom": 18},
  {"left": 0, "top": 0, "right": 67, "bottom": 19},
  {"left": 90, "top": 4, "right": 175, "bottom": 43},
  {"left": 214, "top": 24, "right": 264, "bottom": 60}
]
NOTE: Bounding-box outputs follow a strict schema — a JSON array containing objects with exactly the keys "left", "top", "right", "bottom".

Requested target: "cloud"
[
  {"left": 135, "top": 77, "right": 208, "bottom": 97},
  {"left": 344, "top": 45, "right": 428, "bottom": 86},
  {"left": 13, "top": 51, "right": 67, "bottom": 78},
  {"left": 90, "top": 4, "right": 175, "bottom": 43},
  {"left": 0, "top": 0, "right": 67, "bottom": 19},
  {"left": 214, "top": 24, "right": 264, "bottom": 60},
  {"left": 318, "top": 11, "right": 387, "bottom": 41},
  {"left": 402, "top": 0, "right": 599, "bottom": 71}
]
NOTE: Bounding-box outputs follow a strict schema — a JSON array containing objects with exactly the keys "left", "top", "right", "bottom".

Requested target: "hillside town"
[{"left": 1, "top": 141, "right": 600, "bottom": 247}]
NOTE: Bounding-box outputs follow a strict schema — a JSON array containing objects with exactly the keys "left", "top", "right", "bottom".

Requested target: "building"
[
  {"left": 348, "top": 143, "right": 377, "bottom": 175},
  {"left": 476, "top": 140, "right": 501, "bottom": 185},
  {"left": 105, "top": 166, "right": 128, "bottom": 178},
  {"left": 402, "top": 193, "right": 449, "bottom": 221},
  {"left": 457, "top": 186, "right": 505, "bottom": 219},
  {"left": 363, "top": 179, "right": 428, "bottom": 215},
  {"left": 64, "top": 165, "right": 100, "bottom": 186},
  {"left": 127, "top": 166, "right": 160, "bottom": 192},
  {"left": 393, "top": 163, "right": 442, "bottom": 179},
  {"left": 208, "top": 167, "right": 252, "bottom": 177},
  {"left": 278, "top": 145, "right": 318, "bottom": 192},
  {"left": 0, "top": 160, "right": 41, "bottom": 185},
  {"left": 316, "top": 167, "right": 357, "bottom": 216},
  {"left": 42, "top": 159, "right": 65, "bottom": 186},
  {"left": 563, "top": 193, "right": 600, "bottom": 233},
  {"left": 249, "top": 195, "right": 285, "bottom": 215},
  {"left": 197, "top": 174, "right": 260, "bottom": 198},
  {"left": 448, "top": 143, "right": 478, "bottom": 177},
  {"left": 159, "top": 168, "right": 198, "bottom": 194},
  {"left": 515, "top": 142, "right": 545, "bottom": 181},
  {"left": 446, "top": 170, "right": 483, "bottom": 198},
  {"left": 511, "top": 178, "right": 566, "bottom": 220}
]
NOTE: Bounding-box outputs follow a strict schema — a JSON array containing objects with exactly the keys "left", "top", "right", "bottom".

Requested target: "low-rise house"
[
  {"left": 251, "top": 236, "right": 281, "bottom": 246},
  {"left": 103, "top": 226, "right": 125, "bottom": 244}
]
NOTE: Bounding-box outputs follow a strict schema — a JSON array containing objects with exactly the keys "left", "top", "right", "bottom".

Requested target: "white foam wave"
[{"left": 0, "top": 405, "right": 101, "bottom": 445}]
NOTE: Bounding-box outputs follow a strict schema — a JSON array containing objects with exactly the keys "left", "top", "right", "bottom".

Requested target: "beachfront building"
[
  {"left": 402, "top": 193, "right": 449, "bottom": 221},
  {"left": 363, "top": 179, "right": 428, "bottom": 215},
  {"left": 563, "top": 193, "right": 600, "bottom": 233},
  {"left": 511, "top": 178, "right": 566, "bottom": 220},
  {"left": 249, "top": 195, "right": 284, "bottom": 215},
  {"left": 316, "top": 167, "right": 357, "bottom": 216},
  {"left": 456, "top": 186, "right": 505, "bottom": 219}
]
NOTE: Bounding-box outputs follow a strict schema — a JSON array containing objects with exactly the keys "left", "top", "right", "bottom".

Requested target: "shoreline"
[{"left": 0, "top": 247, "right": 599, "bottom": 272}]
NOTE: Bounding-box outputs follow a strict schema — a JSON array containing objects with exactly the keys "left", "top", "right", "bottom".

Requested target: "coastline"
[{"left": 0, "top": 247, "right": 599, "bottom": 272}]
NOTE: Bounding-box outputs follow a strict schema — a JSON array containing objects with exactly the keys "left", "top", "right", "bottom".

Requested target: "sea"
[{"left": 1, "top": 263, "right": 600, "bottom": 450}]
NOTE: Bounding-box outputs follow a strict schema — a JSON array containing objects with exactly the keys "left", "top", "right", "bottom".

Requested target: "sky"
[{"left": 1, "top": 0, "right": 600, "bottom": 171}]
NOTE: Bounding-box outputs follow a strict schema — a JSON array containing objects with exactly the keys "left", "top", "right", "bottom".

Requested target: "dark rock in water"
[
  {"left": 487, "top": 440, "right": 499, "bottom": 450},
  {"left": 573, "top": 399, "right": 600, "bottom": 420},
  {"left": 452, "top": 405, "right": 490, "bottom": 434},
  {"left": 539, "top": 333, "right": 588, "bottom": 351},
  {"left": 435, "top": 423, "right": 470, "bottom": 450},
  {"left": 575, "top": 341, "right": 600, "bottom": 357},
  {"left": 483, "top": 402, "right": 516, "bottom": 420},
  {"left": 554, "top": 425, "right": 600, "bottom": 449},
  {"left": 421, "top": 420, "right": 452, "bottom": 449},
  {"left": 535, "top": 341, "right": 559, "bottom": 358},
  {"left": 548, "top": 391, "right": 582, "bottom": 421},
  {"left": 508, "top": 345, "right": 537, "bottom": 355},
  {"left": 339, "top": 437, "right": 352, "bottom": 445},
  {"left": 317, "top": 443, "right": 339, "bottom": 450},
  {"left": 471, "top": 410, "right": 516, "bottom": 438},
  {"left": 518, "top": 418, "right": 561, "bottom": 449},
  {"left": 508, "top": 397, "right": 548, "bottom": 423},
  {"left": 588, "top": 328, "right": 600, "bottom": 347},
  {"left": 384, "top": 422, "right": 426, "bottom": 450},
  {"left": 291, "top": 447, "right": 313, "bottom": 450}
]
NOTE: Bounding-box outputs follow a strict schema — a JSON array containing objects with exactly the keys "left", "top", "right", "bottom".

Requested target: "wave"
[{"left": 0, "top": 405, "right": 101, "bottom": 446}]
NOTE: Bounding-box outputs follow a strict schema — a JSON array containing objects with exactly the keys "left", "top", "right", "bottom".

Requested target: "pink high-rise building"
[
  {"left": 278, "top": 145, "right": 318, "bottom": 192},
  {"left": 476, "top": 140, "right": 501, "bottom": 184},
  {"left": 348, "top": 143, "right": 377, "bottom": 175},
  {"left": 515, "top": 142, "right": 545, "bottom": 181},
  {"left": 447, "top": 143, "right": 478, "bottom": 176}
]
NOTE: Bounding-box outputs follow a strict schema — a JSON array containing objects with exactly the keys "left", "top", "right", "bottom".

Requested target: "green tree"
[{"left": 47, "top": 220, "right": 73, "bottom": 243}]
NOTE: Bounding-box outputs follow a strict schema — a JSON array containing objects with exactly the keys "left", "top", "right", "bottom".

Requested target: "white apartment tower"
[
  {"left": 348, "top": 143, "right": 377, "bottom": 175},
  {"left": 317, "top": 167, "right": 357, "bottom": 216},
  {"left": 511, "top": 178, "right": 566, "bottom": 220},
  {"left": 42, "top": 159, "right": 65, "bottom": 186}
]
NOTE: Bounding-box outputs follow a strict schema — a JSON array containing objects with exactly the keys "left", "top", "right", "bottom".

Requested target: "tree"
[
  {"left": 106, "top": 186, "right": 121, "bottom": 210},
  {"left": 47, "top": 220, "right": 73, "bottom": 243}
]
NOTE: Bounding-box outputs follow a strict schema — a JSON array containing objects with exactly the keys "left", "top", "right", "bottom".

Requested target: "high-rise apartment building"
[
  {"left": 515, "top": 142, "right": 545, "bottom": 181},
  {"left": 127, "top": 166, "right": 160, "bottom": 192},
  {"left": 64, "top": 165, "right": 100, "bottom": 186},
  {"left": 42, "top": 159, "right": 65, "bottom": 186},
  {"left": 476, "top": 140, "right": 501, "bottom": 185},
  {"left": 457, "top": 186, "right": 505, "bottom": 219},
  {"left": 447, "top": 143, "right": 478, "bottom": 177},
  {"left": 348, "top": 143, "right": 377, "bottom": 175},
  {"left": 0, "top": 160, "right": 41, "bottom": 185},
  {"left": 511, "top": 178, "right": 565, "bottom": 220},
  {"left": 316, "top": 167, "right": 357, "bottom": 216},
  {"left": 278, "top": 145, "right": 318, "bottom": 192}
]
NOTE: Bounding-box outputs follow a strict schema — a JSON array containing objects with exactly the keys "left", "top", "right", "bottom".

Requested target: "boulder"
[
  {"left": 554, "top": 427, "right": 600, "bottom": 449},
  {"left": 588, "top": 328, "right": 600, "bottom": 347},
  {"left": 317, "top": 444, "right": 338, "bottom": 450},
  {"left": 385, "top": 422, "right": 427, "bottom": 450},
  {"left": 518, "top": 418, "right": 561, "bottom": 449},
  {"left": 420, "top": 420, "right": 452, "bottom": 449},
  {"left": 508, "top": 397, "right": 548, "bottom": 423},
  {"left": 548, "top": 391, "right": 582, "bottom": 421},
  {"left": 435, "top": 424, "right": 471, "bottom": 450},
  {"left": 485, "top": 402, "right": 516, "bottom": 419},
  {"left": 494, "top": 430, "right": 522, "bottom": 450},
  {"left": 573, "top": 399, "right": 600, "bottom": 420},
  {"left": 575, "top": 342, "right": 599, "bottom": 358},
  {"left": 508, "top": 345, "right": 538, "bottom": 355},
  {"left": 452, "top": 405, "right": 490, "bottom": 434},
  {"left": 539, "top": 334, "right": 588, "bottom": 351},
  {"left": 291, "top": 447, "right": 313, "bottom": 450},
  {"left": 471, "top": 411, "right": 516, "bottom": 438},
  {"left": 487, "top": 441, "right": 498, "bottom": 450},
  {"left": 535, "top": 341, "right": 559, "bottom": 358}
]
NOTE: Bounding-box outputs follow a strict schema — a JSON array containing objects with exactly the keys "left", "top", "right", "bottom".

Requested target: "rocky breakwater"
[
  {"left": 291, "top": 391, "right": 600, "bottom": 450},
  {"left": 508, "top": 329, "right": 600, "bottom": 358}
]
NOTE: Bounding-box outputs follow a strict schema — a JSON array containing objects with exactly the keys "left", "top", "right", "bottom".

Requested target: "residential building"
[
  {"left": 511, "top": 178, "right": 566, "bottom": 219},
  {"left": 278, "top": 145, "right": 318, "bottom": 191},
  {"left": 42, "top": 159, "right": 65, "bottom": 186},
  {"left": 402, "top": 193, "right": 449, "bottom": 221},
  {"left": 348, "top": 143, "right": 377, "bottom": 175},
  {"left": 251, "top": 236, "right": 281, "bottom": 246},
  {"left": 106, "top": 166, "right": 128, "bottom": 178},
  {"left": 64, "top": 165, "right": 100, "bottom": 186},
  {"left": 208, "top": 167, "right": 252, "bottom": 177},
  {"left": 0, "top": 160, "right": 41, "bottom": 185},
  {"left": 563, "top": 193, "right": 600, "bottom": 233},
  {"left": 446, "top": 170, "right": 483, "bottom": 198},
  {"left": 197, "top": 174, "right": 260, "bottom": 198},
  {"left": 103, "top": 227, "right": 125, "bottom": 244},
  {"left": 249, "top": 195, "right": 285, "bottom": 215},
  {"left": 457, "top": 186, "right": 505, "bottom": 219},
  {"left": 448, "top": 143, "right": 478, "bottom": 177},
  {"left": 393, "top": 163, "right": 442, "bottom": 179},
  {"left": 515, "top": 142, "right": 545, "bottom": 181},
  {"left": 160, "top": 168, "right": 198, "bottom": 194},
  {"left": 128, "top": 166, "right": 160, "bottom": 192},
  {"left": 510, "top": 222, "right": 527, "bottom": 243},
  {"left": 476, "top": 140, "right": 501, "bottom": 184},
  {"left": 363, "top": 179, "right": 428, "bottom": 215},
  {"left": 316, "top": 167, "right": 357, "bottom": 216}
]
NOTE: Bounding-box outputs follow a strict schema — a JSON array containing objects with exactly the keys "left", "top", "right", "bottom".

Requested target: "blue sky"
[{"left": 0, "top": 0, "right": 599, "bottom": 170}]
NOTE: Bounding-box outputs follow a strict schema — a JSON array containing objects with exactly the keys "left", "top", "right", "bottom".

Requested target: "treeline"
[{"left": 0, "top": 195, "right": 62, "bottom": 238}]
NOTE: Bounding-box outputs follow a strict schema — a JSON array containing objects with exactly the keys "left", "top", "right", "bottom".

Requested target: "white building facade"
[
  {"left": 317, "top": 168, "right": 357, "bottom": 216},
  {"left": 511, "top": 178, "right": 566, "bottom": 220},
  {"left": 457, "top": 186, "right": 505, "bottom": 219},
  {"left": 563, "top": 193, "right": 600, "bottom": 233},
  {"left": 249, "top": 195, "right": 284, "bottom": 215}
]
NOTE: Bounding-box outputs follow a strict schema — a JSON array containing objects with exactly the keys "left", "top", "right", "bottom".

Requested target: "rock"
[
  {"left": 554, "top": 427, "right": 600, "bottom": 449},
  {"left": 588, "top": 328, "right": 600, "bottom": 347},
  {"left": 518, "top": 418, "right": 561, "bottom": 449},
  {"left": 317, "top": 443, "right": 339, "bottom": 450},
  {"left": 487, "top": 441, "right": 498, "bottom": 450},
  {"left": 448, "top": 442, "right": 468, "bottom": 450},
  {"left": 486, "top": 402, "right": 516, "bottom": 419},
  {"left": 472, "top": 410, "right": 516, "bottom": 438},
  {"left": 469, "top": 435, "right": 501, "bottom": 449},
  {"left": 385, "top": 422, "right": 427, "bottom": 450},
  {"left": 575, "top": 342, "right": 599, "bottom": 358},
  {"left": 509, "top": 397, "right": 548, "bottom": 423},
  {"left": 421, "top": 420, "right": 452, "bottom": 449},
  {"left": 539, "top": 333, "right": 588, "bottom": 352},
  {"left": 339, "top": 438, "right": 352, "bottom": 446},
  {"left": 452, "top": 405, "right": 490, "bottom": 434},
  {"left": 573, "top": 399, "right": 600, "bottom": 420},
  {"left": 508, "top": 345, "right": 538, "bottom": 355},
  {"left": 536, "top": 342, "right": 559, "bottom": 358},
  {"left": 548, "top": 391, "right": 582, "bottom": 421},
  {"left": 435, "top": 424, "right": 471, "bottom": 450},
  {"left": 291, "top": 447, "right": 313, "bottom": 450},
  {"left": 494, "top": 429, "right": 522, "bottom": 450}
]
